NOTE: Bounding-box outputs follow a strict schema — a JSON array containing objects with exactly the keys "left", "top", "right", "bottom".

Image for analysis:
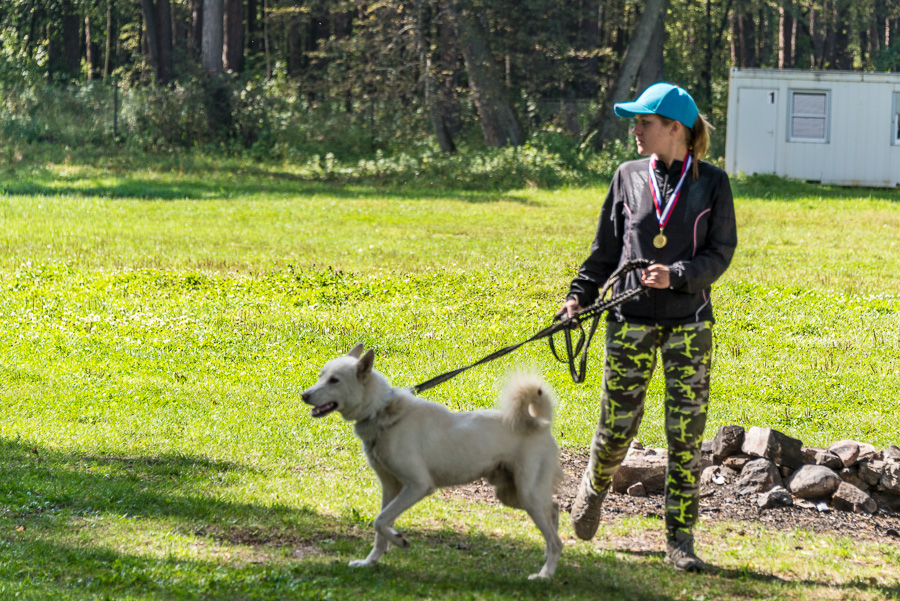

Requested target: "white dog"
[{"left": 301, "top": 344, "right": 563, "bottom": 579}]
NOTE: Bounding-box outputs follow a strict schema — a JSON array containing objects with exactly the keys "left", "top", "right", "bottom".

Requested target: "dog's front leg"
[
  {"left": 350, "top": 472, "right": 401, "bottom": 568},
  {"left": 373, "top": 482, "right": 432, "bottom": 549}
]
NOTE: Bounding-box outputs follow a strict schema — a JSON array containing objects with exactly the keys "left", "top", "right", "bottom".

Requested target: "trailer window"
[
  {"left": 894, "top": 93, "right": 900, "bottom": 145},
  {"left": 789, "top": 91, "right": 829, "bottom": 142}
]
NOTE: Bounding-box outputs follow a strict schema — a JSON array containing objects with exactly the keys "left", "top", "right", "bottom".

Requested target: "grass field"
[{"left": 0, "top": 153, "right": 898, "bottom": 599}]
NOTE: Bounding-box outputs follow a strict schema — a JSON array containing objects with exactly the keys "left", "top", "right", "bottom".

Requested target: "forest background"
[{"left": 2, "top": 0, "right": 899, "bottom": 176}]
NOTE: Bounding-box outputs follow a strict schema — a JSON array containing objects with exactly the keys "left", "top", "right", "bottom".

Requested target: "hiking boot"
[
  {"left": 570, "top": 472, "right": 606, "bottom": 541},
  {"left": 666, "top": 530, "right": 707, "bottom": 572}
]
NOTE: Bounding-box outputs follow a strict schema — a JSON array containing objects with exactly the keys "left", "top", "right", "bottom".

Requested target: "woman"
[{"left": 560, "top": 83, "right": 737, "bottom": 571}]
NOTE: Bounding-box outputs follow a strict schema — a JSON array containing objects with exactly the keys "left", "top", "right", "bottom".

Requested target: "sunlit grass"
[{"left": 0, "top": 155, "right": 899, "bottom": 599}]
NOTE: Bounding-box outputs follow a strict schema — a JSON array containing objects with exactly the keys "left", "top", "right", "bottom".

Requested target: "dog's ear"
[
  {"left": 357, "top": 349, "right": 375, "bottom": 378},
  {"left": 348, "top": 344, "right": 364, "bottom": 358}
]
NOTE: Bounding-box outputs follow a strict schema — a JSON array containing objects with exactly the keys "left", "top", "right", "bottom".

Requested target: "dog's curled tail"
[{"left": 500, "top": 373, "right": 556, "bottom": 434}]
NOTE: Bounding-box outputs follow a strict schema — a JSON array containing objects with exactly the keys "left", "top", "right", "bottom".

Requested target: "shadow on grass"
[
  {"left": 3, "top": 438, "right": 893, "bottom": 600},
  {"left": 0, "top": 164, "right": 538, "bottom": 205},
  {"left": 612, "top": 547, "right": 900, "bottom": 599},
  {"left": 733, "top": 173, "right": 900, "bottom": 203}
]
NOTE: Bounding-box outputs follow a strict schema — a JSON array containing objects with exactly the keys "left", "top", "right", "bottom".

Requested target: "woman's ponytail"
[{"left": 688, "top": 115, "right": 713, "bottom": 179}]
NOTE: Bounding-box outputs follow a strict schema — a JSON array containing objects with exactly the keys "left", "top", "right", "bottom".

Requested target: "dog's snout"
[{"left": 301, "top": 390, "right": 310, "bottom": 402}]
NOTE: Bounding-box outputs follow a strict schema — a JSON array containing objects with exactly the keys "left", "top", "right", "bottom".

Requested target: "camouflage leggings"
[{"left": 585, "top": 320, "right": 713, "bottom": 541}]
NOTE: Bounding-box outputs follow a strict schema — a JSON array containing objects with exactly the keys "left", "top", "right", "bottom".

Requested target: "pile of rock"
[{"left": 610, "top": 426, "right": 900, "bottom": 515}]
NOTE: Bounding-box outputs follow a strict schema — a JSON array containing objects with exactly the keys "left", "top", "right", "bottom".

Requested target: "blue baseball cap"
[{"left": 614, "top": 83, "right": 699, "bottom": 128}]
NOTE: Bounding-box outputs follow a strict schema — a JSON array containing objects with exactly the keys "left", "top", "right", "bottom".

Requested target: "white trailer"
[{"left": 725, "top": 67, "right": 900, "bottom": 187}]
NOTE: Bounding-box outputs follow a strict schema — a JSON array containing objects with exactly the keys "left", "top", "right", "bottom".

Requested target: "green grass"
[{"left": 0, "top": 153, "right": 899, "bottom": 599}]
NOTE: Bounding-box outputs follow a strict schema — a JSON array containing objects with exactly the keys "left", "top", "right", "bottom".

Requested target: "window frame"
[
  {"left": 893, "top": 92, "right": 900, "bottom": 146},
  {"left": 788, "top": 89, "right": 830, "bottom": 143}
]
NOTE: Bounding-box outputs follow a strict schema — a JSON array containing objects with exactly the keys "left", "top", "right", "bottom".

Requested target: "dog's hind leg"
[
  {"left": 350, "top": 471, "right": 402, "bottom": 568},
  {"left": 521, "top": 497, "right": 562, "bottom": 580},
  {"left": 514, "top": 465, "right": 562, "bottom": 579}
]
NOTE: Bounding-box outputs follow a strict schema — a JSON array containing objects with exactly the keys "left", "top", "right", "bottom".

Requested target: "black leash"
[{"left": 412, "top": 259, "right": 650, "bottom": 394}]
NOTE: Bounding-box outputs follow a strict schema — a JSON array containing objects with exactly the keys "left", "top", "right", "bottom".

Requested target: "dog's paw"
[
  {"left": 348, "top": 559, "right": 371, "bottom": 568},
  {"left": 528, "top": 572, "right": 552, "bottom": 581},
  {"left": 396, "top": 534, "right": 410, "bottom": 549}
]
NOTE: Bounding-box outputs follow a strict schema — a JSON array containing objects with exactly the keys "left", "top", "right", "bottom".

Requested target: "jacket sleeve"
[
  {"left": 667, "top": 170, "right": 737, "bottom": 293},
  {"left": 567, "top": 168, "right": 626, "bottom": 307}
]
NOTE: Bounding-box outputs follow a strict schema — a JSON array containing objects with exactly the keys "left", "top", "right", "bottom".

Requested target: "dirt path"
[{"left": 442, "top": 449, "right": 900, "bottom": 545}]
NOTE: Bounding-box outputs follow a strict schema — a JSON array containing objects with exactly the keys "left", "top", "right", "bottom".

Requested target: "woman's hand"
[
  {"left": 641, "top": 264, "right": 670, "bottom": 289},
  {"left": 557, "top": 298, "right": 582, "bottom": 319}
]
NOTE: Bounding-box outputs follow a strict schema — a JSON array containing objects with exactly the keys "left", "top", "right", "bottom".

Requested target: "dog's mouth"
[{"left": 311, "top": 402, "right": 338, "bottom": 418}]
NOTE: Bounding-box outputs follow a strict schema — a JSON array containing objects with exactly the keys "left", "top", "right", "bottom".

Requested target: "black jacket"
[{"left": 568, "top": 157, "right": 737, "bottom": 325}]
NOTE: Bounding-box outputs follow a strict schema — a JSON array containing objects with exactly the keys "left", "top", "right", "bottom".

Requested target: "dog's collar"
[{"left": 356, "top": 390, "right": 402, "bottom": 427}]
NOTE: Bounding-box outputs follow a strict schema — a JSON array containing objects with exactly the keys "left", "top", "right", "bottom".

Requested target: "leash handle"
[{"left": 548, "top": 259, "right": 650, "bottom": 382}]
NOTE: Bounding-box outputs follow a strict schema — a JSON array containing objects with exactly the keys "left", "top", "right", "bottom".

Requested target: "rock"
[
  {"left": 838, "top": 466, "right": 866, "bottom": 490},
  {"left": 712, "top": 425, "right": 745, "bottom": 463},
  {"left": 722, "top": 454, "right": 754, "bottom": 472},
  {"left": 880, "top": 460, "right": 900, "bottom": 494},
  {"left": 885, "top": 445, "right": 900, "bottom": 461},
  {"left": 859, "top": 460, "right": 886, "bottom": 487},
  {"left": 779, "top": 465, "right": 795, "bottom": 480},
  {"left": 700, "top": 440, "right": 714, "bottom": 470},
  {"left": 786, "top": 464, "right": 841, "bottom": 499},
  {"left": 757, "top": 485, "right": 793, "bottom": 509},
  {"left": 611, "top": 446, "right": 668, "bottom": 494},
  {"left": 857, "top": 443, "right": 879, "bottom": 460},
  {"left": 735, "top": 458, "right": 782, "bottom": 496},
  {"left": 742, "top": 427, "right": 804, "bottom": 469},
  {"left": 828, "top": 440, "right": 861, "bottom": 467},
  {"left": 831, "top": 482, "right": 877, "bottom": 514},
  {"left": 701, "top": 465, "right": 738, "bottom": 491},
  {"left": 802, "top": 447, "right": 844, "bottom": 470},
  {"left": 626, "top": 482, "right": 647, "bottom": 497},
  {"left": 872, "top": 492, "right": 900, "bottom": 512}
]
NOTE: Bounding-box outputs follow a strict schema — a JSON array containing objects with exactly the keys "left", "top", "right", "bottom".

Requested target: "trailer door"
[{"left": 736, "top": 88, "right": 778, "bottom": 175}]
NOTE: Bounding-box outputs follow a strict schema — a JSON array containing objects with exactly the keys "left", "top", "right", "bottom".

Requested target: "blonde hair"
[{"left": 659, "top": 114, "right": 714, "bottom": 179}]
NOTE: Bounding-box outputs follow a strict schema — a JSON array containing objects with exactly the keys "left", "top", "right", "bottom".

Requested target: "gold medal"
[{"left": 653, "top": 232, "right": 667, "bottom": 248}]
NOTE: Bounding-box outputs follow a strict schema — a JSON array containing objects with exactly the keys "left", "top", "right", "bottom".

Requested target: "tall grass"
[{"left": 0, "top": 156, "right": 898, "bottom": 600}]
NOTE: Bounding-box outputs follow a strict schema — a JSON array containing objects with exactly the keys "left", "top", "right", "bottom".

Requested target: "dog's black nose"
[{"left": 301, "top": 391, "right": 310, "bottom": 402}]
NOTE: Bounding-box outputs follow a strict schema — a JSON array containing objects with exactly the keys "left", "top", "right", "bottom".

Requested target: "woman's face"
[{"left": 631, "top": 114, "right": 677, "bottom": 157}]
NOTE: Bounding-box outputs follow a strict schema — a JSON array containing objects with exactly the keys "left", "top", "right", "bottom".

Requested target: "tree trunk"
[
  {"left": 832, "top": 0, "right": 852, "bottom": 69},
  {"left": 48, "top": 0, "right": 82, "bottom": 80},
  {"left": 575, "top": 0, "right": 601, "bottom": 98},
  {"left": 85, "top": 14, "right": 95, "bottom": 81},
  {"left": 190, "top": 0, "right": 204, "bottom": 56},
  {"left": 731, "top": 0, "right": 757, "bottom": 68},
  {"left": 809, "top": 3, "right": 826, "bottom": 68},
  {"left": 583, "top": 0, "right": 669, "bottom": 151},
  {"left": 156, "top": 0, "right": 174, "bottom": 83},
  {"left": 104, "top": 0, "right": 116, "bottom": 77},
  {"left": 223, "top": 0, "right": 243, "bottom": 72},
  {"left": 139, "top": 0, "right": 160, "bottom": 75},
  {"left": 139, "top": 0, "right": 173, "bottom": 83},
  {"left": 263, "top": 0, "right": 271, "bottom": 78},
  {"left": 416, "top": 0, "right": 456, "bottom": 153},
  {"left": 636, "top": 7, "right": 665, "bottom": 94},
  {"left": 779, "top": 0, "right": 794, "bottom": 68},
  {"left": 287, "top": 18, "right": 301, "bottom": 76},
  {"left": 202, "top": 0, "right": 225, "bottom": 74},
  {"left": 247, "top": 0, "right": 261, "bottom": 52},
  {"left": 445, "top": 0, "right": 524, "bottom": 147}
]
